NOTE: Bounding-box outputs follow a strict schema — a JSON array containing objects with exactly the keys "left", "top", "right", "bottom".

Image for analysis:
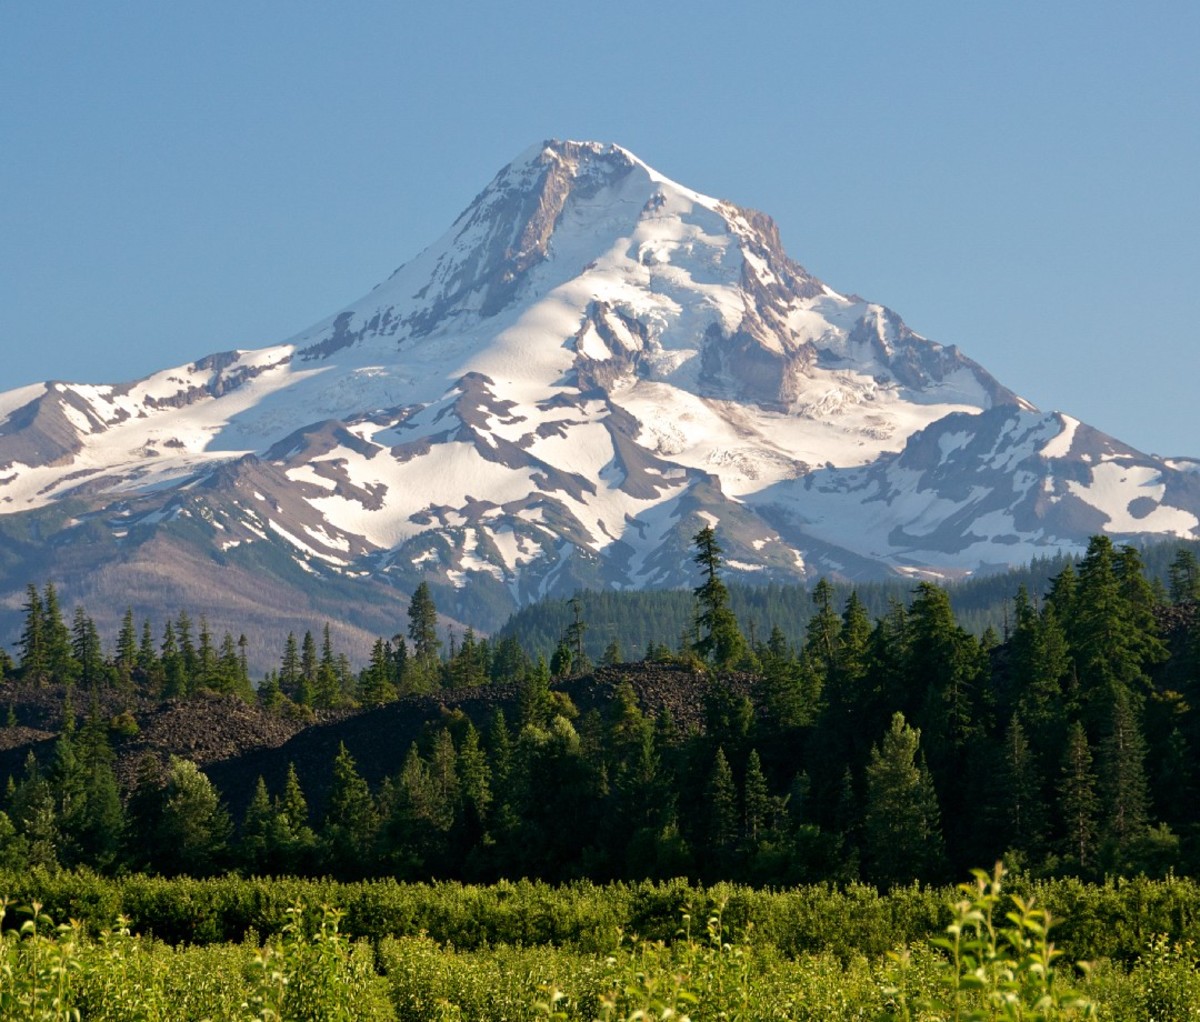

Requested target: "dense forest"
[{"left": 1, "top": 530, "right": 1198, "bottom": 890}]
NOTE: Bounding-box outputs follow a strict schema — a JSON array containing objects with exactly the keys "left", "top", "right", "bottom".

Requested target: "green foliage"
[{"left": 884, "top": 864, "right": 1095, "bottom": 1021}]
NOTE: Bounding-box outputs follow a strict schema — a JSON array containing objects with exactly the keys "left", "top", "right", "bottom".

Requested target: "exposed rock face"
[{"left": 0, "top": 140, "right": 1196, "bottom": 653}]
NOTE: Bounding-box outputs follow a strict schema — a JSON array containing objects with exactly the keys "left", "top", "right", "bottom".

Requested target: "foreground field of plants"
[{"left": 4, "top": 866, "right": 1200, "bottom": 1020}]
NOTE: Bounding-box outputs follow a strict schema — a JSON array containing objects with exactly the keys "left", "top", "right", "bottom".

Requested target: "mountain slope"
[{"left": 1, "top": 140, "right": 1196, "bottom": 653}]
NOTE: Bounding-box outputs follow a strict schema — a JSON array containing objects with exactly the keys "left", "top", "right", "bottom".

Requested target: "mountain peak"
[{"left": 0, "top": 143, "right": 1195, "bottom": 651}]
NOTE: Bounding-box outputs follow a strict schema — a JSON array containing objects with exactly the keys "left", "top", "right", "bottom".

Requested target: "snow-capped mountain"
[{"left": 1, "top": 140, "right": 1197, "bottom": 650}]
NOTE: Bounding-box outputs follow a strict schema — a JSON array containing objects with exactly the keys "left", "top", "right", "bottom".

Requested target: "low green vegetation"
[{"left": 5, "top": 866, "right": 1200, "bottom": 1019}]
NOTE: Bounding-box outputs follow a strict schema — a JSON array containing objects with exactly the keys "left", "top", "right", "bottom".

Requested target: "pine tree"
[
  {"left": 549, "top": 639, "right": 573, "bottom": 679},
  {"left": 17, "top": 583, "right": 47, "bottom": 684},
  {"left": 406, "top": 582, "right": 441, "bottom": 692},
  {"left": 271, "top": 763, "right": 316, "bottom": 873},
  {"left": 1168, "top": 547, "right": 1200, "bottom": 605},
  {"left": 517, "top": 654, "right": 552, "bottom": 728},
  {"left": 564, "top": 596, "right": 591, "bottom": 675},
  {"left": 691, "top": 525, "right": 747, "bottom": 670},
  {"left": 1099, "top": 685, "right": 1150, "bottom": 858},
  {"left": 862, "top": 712, "right": 946, "bottom": 887},
  {"left": 1058, "top": 720, "right": 1099, "bottom": 871},
  {"left": 1069, "top": 537, "right": 1163, "bottom": 726},
  {"left": 241, "top": 776, "right": 273, "bottom": 872},
  {"left": 705, "top": 746, "right": 739, "bottom": 873},
  {"left": 997, "top": 714, "right": 1045, "bottom": 857},
  {"left": 115, "top": 608, "right": 137, "bottom": 688},
  {"left": 298, "top": 631, "right": 318, "bottom": 706},
  {"left": 321, "top": 743, "right": 377, "bottom": 877},
  {"left": 1010, "top": 588, "right": 1071, "bottom": 758},
  {"left": 176, "top": 610, "right": 198, "bottom": 688},
  {"left": 11, "top": 751, "right": 59, "bottom": 869},
  {"left": 138, "top": 619, "right": 161, "bottom": 694},
  {"left": 161, "top": 620, "right": 184, "bottom": 698},
  {"left": 804, "top": 578, "right": 842, "bottom": 681},
  {"left": 456, "top": 723, "right": 492, "bottom": 848},
  {"left": 47, "top": 718, "right": 86, "bottom": 865},
  {"left": 71, "top": 607, "right": 105, "bottom": 689},
  {"left": 196, "top": 616, "right": 216, "bottom": 691},
  {"left": 74, "top": 705, "right": 124, "bottom": 872},
  {"left": 314, "top": 624, "right": 340, "bottom": 709},
  {"left": 42, "top": 584, "right": 77, "bottom": 684},
  {"left": 279, "top": 632, "right": 301, "bottom": 698},
  {"left": 358, "top": 638, "right": 397, "bottom": 707},
  {"left": 742, "top": 748, "right": 771, "bottom": 847}
]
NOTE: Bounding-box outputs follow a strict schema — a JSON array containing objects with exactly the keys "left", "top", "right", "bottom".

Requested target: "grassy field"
[{"left": 3, "top": 866, "right": 1200, "bottom": 1020}]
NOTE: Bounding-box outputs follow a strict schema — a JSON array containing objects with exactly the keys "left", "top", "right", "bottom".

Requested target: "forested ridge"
[{"left": 0, "top": 532, "right": 1198, "bottom": 889}]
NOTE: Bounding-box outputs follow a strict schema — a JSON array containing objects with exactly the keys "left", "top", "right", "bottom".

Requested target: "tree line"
[{"left": 0, "top": 531, "right": 1198, "bottom": 887}]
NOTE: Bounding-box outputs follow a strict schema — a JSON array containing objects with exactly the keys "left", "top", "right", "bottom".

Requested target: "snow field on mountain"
[
  {"left": 1040, "top": 414, "right": 1080, "bottom": 460},
  {"left": 1066, "top": 461, "right": 1199, "bottom": 534}
]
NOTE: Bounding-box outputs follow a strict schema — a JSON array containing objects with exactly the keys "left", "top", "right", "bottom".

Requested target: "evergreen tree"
[
  {"left": 517, "top": 654, "right": 552, "bottom": 728},
  {"left": 138, "top": 619, "right": 161, "bottom": 694},
  {"left": 321, "top": 743, "right": 377, "bottom": 877},
  {"left": 196, "top": 616, "right": 216, "bottom": 691},
  {"left": 1167, "top": 547, "right": 1200, "bottom": 604},
  {"left": 742, "top": 748, "right": 771, "bottom": 847},
  {"left": 406, "top": 582, "right": 441, "bottom": 691},
  {"left": 270, "top": 763, "right": 316, "bottom": 874},
  {"left": 298, "top": 630, "right": 318, "bottom": 706},
  {"left": 705, "top": 746, "right": 739, "bottom": 873},
  {"left": 115, "top": 608, "right": 137, "bottom": 690},
  {"left": 1058, "top": 720, "right": 1100, "bottom": 872},
  {"left": 279, "top": 632, "right": 301, "bottom": 698},
  {"left": 455, "top": 723, "right": 492, "bottom": 853},
  {"left": 1009, "top": 588, "right": 1071, "bottom": 759},
  {"left": 996, "top": 714, "right": 1046, "bottom": 858},
  {"left": 71, "top": 607, "right": 105, "bottom": 689},
  {"left": 314, "top": 624, "right": 341, "bottom": 709},
  {"left": 72, "top": 706, "right": 124, "bottom": 872},
  {"left": 42, "top": 584, "right": 77, "bottom": 683},
  {"left": 241, "top": 776, "right": 273, "bottom": 872},
  {"left": 47, "top": 719, "right": 86, "bottom": 865},
  {"left": 161, "top": 621, "right": 184, "bottom": 698},
  {"left": 17, "top": 583, "right": 47, "bottom": 683},
  {"left": 1068, "top": 537, "right": 1164, "bottom": 727},
  {"left": 563, "top": 596, "right": 591, "bottom": 675},
  {"left": 804, "top": 578, "right": 842, "bottom": 682},
  {"left": 862, "top": 712, "right": 946, "bottom": 887},
  {"left": 1099, "top": 685, "right": 1150, "bottom": 859},
  {"left": 549, "top": 639, "right": 573, "bottom": 679},
  {"left": 176, "top": 611, "right": 198, "bottom": 687},
  {"left": 358, "top": 638, "right": 397, "bottom": 707},
  {"left": 11, "top": 751, "right": 59, "bottom": 868},
  {"left": 605, "top": 682, "right": 660, "bottom": 853},
  {"left": 691, "top": 526, "right": 747, "bottom": 670}
]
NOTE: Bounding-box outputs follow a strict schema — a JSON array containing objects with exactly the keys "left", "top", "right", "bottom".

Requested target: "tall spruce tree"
[
  {"left": 1167, "top": 547, "right": 1200, "bottom": 604},
  {"left": 691, "top": 525, "right": 747, "bottom": 670},
  {"left": 1058, "top": 720, "right": 1100, "bottom": 871},
  {"left": 406, "top": 582, "right": 441, "bottom": 692},
  {"left": 1099, "top": 685, "right": 1150, "bottom": 859},
  {"left": 322, "top": 743, "right": 377, "bottom": 877},
  {"left": 862, "top": 712, "right": 946, "bottom": 887}
]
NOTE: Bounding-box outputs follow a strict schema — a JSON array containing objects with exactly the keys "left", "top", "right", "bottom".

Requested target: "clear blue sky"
[{"left": 3, "top": 1, "right": 1197, "bottom": 456}]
